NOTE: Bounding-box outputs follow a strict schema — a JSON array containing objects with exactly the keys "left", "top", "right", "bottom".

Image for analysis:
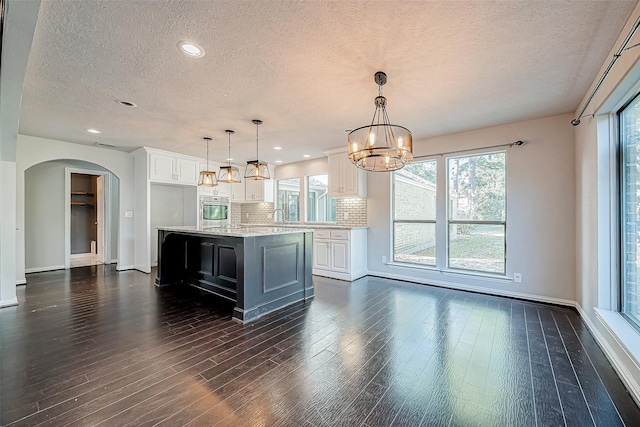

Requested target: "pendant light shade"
[
  {"left": 347, "top": 71, "right": 413, "bottom": 172},
  {"left": 218, "top": 130, "right": 242, "bottom": 184},
  {"left": 198, "top": 137, "right": 218, "bottom": 187},
  {"left": 244, "top": 119, "right": 270, "bottom": 180}
]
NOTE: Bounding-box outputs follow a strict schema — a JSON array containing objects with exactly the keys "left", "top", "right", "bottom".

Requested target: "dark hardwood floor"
[{"left": 1, "top": 266, "right": 639, "bottom": 426}]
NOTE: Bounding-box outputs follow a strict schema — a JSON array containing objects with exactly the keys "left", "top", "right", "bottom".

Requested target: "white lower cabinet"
[
  {"left": 313, "top": 238, "right": 331, "bottom": 270},
  {"left": 312, "top": 228, "right": 367, "bottom": 281}
]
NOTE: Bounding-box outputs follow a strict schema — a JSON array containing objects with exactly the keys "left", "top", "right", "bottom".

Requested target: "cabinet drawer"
[
  {"left": 330, "top": 230, "right": 350, "bottom": 240},
  {"left": 314, "top": 230, "right": 331, "bottom": 240}
]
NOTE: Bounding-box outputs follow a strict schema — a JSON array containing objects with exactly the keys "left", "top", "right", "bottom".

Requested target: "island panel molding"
[{"left": 156, "top": 226, "right": 313, "bottom": 322}]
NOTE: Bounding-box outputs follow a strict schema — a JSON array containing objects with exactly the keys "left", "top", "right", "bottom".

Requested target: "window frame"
[
  {"left": 390, "top": 150, "right": 507, "bottom": 276},
  {"left": 391, "top": 158, "right": 438, "bottom": 268},
  {"left": 617, "top": 91, "right": 640, "bottom": 330},
  {"left": 446, "top": 151, "right": 507, "bottom": 275},
  {"left": 304, "top": 173, "right": 336, "bottom": 223}
]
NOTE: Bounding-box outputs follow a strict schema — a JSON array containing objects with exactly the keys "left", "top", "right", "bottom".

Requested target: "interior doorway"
[{"left": 65, "top": 168, "right": 111, "bottom": 269}]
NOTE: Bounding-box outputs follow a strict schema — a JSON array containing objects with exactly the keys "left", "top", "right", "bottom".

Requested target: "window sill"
[
  {"left": 385, "top": 261, "right": 512, "bottom": 283},
  {"left": 594, "top": 308, "right": 640, "bottom": 366}
]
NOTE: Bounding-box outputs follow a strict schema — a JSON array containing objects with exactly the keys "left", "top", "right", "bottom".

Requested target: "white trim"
[
  {"left": 117, "top": 265, "right": 135, "bottom": 271},
  {"left": 25, "top": 265, "right": 66, "bottom": 274},
  {"left": 576, "top": 304, "right": 640, "bottom": 407},
  {"left": 65, "top": 167, "right": 112, "bottom": 270},
  {"left": 367, "top": 270, "right": 574, "bottom": 306},
  {"left": 0, "top": 298, "right": 18, "bottom": 308},
  {"left": 16, "top": 279, "right": 26, "bottom": 285},
  {"left": 110, "top": 259, "right": 118, "bottom": 264},
  {"left": 312, "top": 268, "right": 367, "bottom": 282}
]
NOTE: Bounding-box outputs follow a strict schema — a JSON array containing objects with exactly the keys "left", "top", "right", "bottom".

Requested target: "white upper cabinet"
[
  {"left": 326, "top": 149, "right": 366, "bottom": 198},
  {"left": 149, "top": 150, "right": 199, "bottom": 186},
  {"left": 228, "top": 179, "right": 245, "bottom": 202},
  {"left": 243, "top": 165, "right": 274, "bottom": 202},
  {"left": 198, "top": 163, "right": 230, "bottom": 196}
]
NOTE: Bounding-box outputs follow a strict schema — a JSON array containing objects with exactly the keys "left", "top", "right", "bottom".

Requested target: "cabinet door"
[
  {"left": 342, "top": 159, "right": 359, "bottom": 196},
  {"left": 175, "top": 158, "right": 199, "bottom": 185},
  {"left": 331, "top": 240, "right": 350, "bottom": 273},
  {"left": 149, "top": 153, "right": 176, "bottom": 182},
  {"left": 327, "top": 152, "right": 343, "bottom": 197},
  {"left": 313, "top": 239, "right": 331, "bottom": 270},
  {"left": 229, "top": 181, "right": 244, "bottom": 202},
  {"left": 245, "top": 178, "right": 264, "bottom": 202}
]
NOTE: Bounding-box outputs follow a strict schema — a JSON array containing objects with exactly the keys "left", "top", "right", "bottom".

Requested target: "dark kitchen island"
[{"left": 155, "top": 226, "right": 313, "bottom": 323}]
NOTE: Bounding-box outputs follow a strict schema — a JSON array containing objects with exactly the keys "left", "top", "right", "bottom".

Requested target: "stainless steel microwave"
[{"left": 200, "top": 196, "right": 230, "bottom": 227}]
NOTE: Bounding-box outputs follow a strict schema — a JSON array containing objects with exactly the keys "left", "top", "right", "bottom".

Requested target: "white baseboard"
[
  {"left": 312, "top": 268, "right": 367, "bottom": 282},
  {"left": 0, "top": 297, "right": 18, "bottom": 308},
  {"left": 25, "top": 265, "right": 66, "bottom": 274},
  {"left": 367, "top": 270, "right": 574, "bottom": 306},
  {"left": 16, "top": 279, "right": 26, "bottom": 285},
  {"left": 116, "top": 265, "right": 135, "bottom": 271},
  {"left": 110, "top": 259, "right": 118, "bottom": 264},
  {"left": 575, "top": 303, "right": 640, "bottom": 407}
]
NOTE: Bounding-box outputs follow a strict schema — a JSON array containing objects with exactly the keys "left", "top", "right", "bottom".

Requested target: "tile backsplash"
[
  {"left": 335, "top": 198, "right": 367, "bottom": 227},
  {"left": 240, "top": 202, "right": 275, "bottom": 224},
  {"left": 234, "top": 198, "right": 367, "bottom": 227}
]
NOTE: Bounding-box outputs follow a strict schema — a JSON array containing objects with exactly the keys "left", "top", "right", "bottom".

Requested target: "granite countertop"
[
  {"left": 241, "top": 223, "right": 368, "bottom": 230},
  {"left": 158, "top": 225, "right": 314, "bottom": 237}
]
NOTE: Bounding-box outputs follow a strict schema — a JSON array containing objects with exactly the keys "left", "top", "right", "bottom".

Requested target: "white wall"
[
  {"left": 574, "top": 3, "right": 640, "bottom": 404},
  {"left": 16, "top": 135, "right": 136, "bottom": 282},
  {"left": 24, "top": 160, "right": 119, "bottom": 272},
  {"left": 366, "top": 113, "right": 576, "bottom": 305},
  {"left": 0, "top": 0, "right": 41, "bottom": 306},
  {"left": 274, "top": 157, "right": 328, "bottom": 180},
  {"left": 149, "top": 183, "right": 197, "bottom": 266}
]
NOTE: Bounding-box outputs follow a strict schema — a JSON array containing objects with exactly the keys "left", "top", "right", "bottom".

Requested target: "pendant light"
[
  {"left": 197, "top": 137, "right": 218, "bottom": 186},
  {"left": 218, "top": 130, "right": 242, "bottom": 183},
  {"left": 347, "top": 71, "right": 413, "bottom": 171},
  {"left": 244, "top": 119, "right": 270, "bottom": 180}
]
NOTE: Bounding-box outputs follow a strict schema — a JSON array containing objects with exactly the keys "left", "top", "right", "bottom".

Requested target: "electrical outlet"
[
  {"left": 382, "top": 255, "right": 387, "bottom": 263},
  {"left": 344, "top": 212, "right": 349, "bottom": 220},
  {"left": 245, "top": 213, "right": 249, "bottom": 219},
  {"left": 124, "top": 211, "right": 133, "bottom": 218},
  {"left": 513, "top": 273, "right": 522, "bottom": 283}
]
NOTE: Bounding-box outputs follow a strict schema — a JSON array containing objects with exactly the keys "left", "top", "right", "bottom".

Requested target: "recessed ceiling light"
[
  {"left": 303, "top": 154, "right": 310, "bottom": 158},
  {"left": 226, "top": 158, "right": 233, "bottom": 161},
  {"left": 86, "top": 128, "right": 101, "bottom": 134},
  {"left": 116, "top": 99, "right": 137, "bottom": 107},
  {"left": 177, "top": 41, "right": 205, "bottom": 58},
  {"left": 275, "top": 160, "right": 283, "bottom": 163},
  {"left": 273, "top": 146, "right": 283, "bottom": 150}
]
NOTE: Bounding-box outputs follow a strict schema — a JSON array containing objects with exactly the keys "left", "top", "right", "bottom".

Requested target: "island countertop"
[{"left": 157, "top": 225, "right": 314, "bottom": 237}]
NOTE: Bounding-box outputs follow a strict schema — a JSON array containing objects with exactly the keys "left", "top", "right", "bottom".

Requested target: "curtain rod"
[
  {"left": 571, "top": 14, "right": 640, "bottom": 126},
  {"left": 412, "top": 140, "right": 524, "bottom": 160}
]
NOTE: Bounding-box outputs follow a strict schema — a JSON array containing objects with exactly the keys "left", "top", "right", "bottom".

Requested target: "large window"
[
  {"left": 448, "top": 153, "right": 506, "bottom": 274},
  {"left": 276, "top": 178, "right": 300, "bottom": 222},
  {"left": 305, "top": 174, "right": 336, "bottom": 222},
  {"left": 392, "top": 152, "right": 506, "bottom": 274},
  {"left": 393, "top": 160, "right": 437, "bottom": 265},
  {"left": 620, "top": 93, "right": 640, "bottom": 327}
]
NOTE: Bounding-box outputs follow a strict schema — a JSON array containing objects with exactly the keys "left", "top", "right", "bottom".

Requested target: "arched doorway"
[{"left": 24, "top": 159, "right": 120, "bottom": 273}]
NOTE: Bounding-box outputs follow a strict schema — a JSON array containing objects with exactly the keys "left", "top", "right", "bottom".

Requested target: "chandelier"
[
  {"left": 244, "top": 119, "right": 270, "bottom": 180},
  {"left": 197, "top": 137, "right": 217, "bottom": 186},
  {"left": 347, "top": 71, "right": 412, "bottom": 171},
  {"left": 218, "top": 130, "right": 241, "bottom": 183}
]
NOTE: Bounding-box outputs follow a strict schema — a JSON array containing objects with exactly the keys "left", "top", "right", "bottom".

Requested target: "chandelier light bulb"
[
  {"left": 398, "top": 137, "right": 403, "bottom": 148},
  {"left": 369, "top": 132, "right": 375, "bottom": 146}
]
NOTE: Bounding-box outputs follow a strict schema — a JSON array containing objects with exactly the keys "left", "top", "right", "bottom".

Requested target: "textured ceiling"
[{"left": 18, "top": 0, "right": 638, "bottom": 165}]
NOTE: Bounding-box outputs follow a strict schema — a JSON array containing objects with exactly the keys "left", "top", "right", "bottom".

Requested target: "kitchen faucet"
[{"left": 272, "top": 208, "right": 285, "bottom": 222}]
